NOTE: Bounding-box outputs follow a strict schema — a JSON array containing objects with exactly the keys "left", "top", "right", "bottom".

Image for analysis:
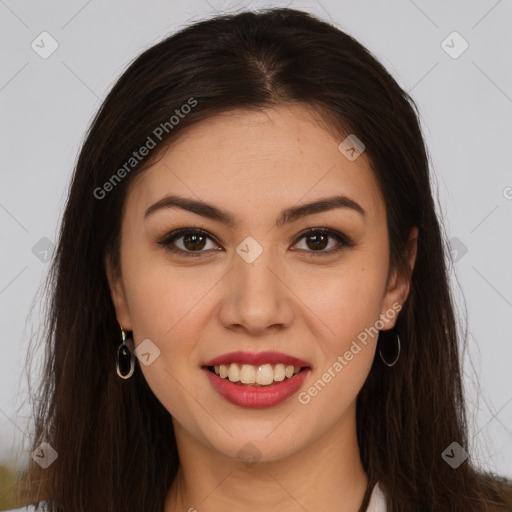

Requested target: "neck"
[{"left": 165, "top": 402, "right": 368, "bottom": 512}]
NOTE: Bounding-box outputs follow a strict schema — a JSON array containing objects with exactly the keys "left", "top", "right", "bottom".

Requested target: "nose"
[{"left": 218, "top": 246, "right": 294, "bottom": 336}]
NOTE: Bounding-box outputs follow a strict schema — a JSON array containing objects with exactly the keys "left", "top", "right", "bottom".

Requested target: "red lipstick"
[
  {"left": 202, "top": 351, "right": 311, "bottom": 408},
  {"left": 203, "top": 350, "right": 311, "bottom": 368}
]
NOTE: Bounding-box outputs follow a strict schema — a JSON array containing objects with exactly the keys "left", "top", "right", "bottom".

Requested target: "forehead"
[{"left": 124, "top": 104, "right": 385, "bottom": 226}]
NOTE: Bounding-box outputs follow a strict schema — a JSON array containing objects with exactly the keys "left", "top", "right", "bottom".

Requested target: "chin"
[{"left": 200, "top": 424, "right": 310, "bottom": 464}]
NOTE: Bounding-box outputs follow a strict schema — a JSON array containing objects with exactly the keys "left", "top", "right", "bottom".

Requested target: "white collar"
[{"left": 366, "top": 481, "right": 387, "bottom": 512}]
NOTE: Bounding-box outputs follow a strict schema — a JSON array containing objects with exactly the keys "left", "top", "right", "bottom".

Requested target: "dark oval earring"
[
  {"left": 116, "top": 325, "right": 135, "bottom": 379},
  {"left": 378, "top": 328, "right": 401, "bottom": 367}
]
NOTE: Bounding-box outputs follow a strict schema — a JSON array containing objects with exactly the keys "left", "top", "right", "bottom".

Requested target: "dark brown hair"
[{"left": 18, "top": 7, "right": 512, "bottom": 511}]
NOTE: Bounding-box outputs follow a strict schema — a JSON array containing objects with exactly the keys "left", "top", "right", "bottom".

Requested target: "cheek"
[
  {"left": 122, "top": 250, "right": 217, "bottom": 343},
  {"left": 120, "top": 254, "right": 218, "bottom": 401},
  {"left": 299, "top": 260, "right": 387, "bottom": 352},
  {"left": 294, "top": 268, "right": 383, "bottom": 414},
  {"left": 122, "top": 260, "right": 210, "bottom": 427}
]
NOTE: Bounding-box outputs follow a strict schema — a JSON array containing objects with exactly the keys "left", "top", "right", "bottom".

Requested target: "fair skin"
[{"left": 106, "top": 104, "right": 417, "bottom": 512}]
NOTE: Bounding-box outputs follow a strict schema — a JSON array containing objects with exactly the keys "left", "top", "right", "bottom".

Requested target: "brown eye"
[
  {"left": 182, "top": 233, "right": 207, "bottom": 251},
  {"left": 157, "top": 227, "right": 355, "bottom": 258},
  {"left": 304, "top": 232, "right": 329, "bottom": 250},
  {"left": 292, "top": 228, "right": 355, "bottom": 255},
  {"left": 156, "top": 228, "right": 221, "bottom": 257}
]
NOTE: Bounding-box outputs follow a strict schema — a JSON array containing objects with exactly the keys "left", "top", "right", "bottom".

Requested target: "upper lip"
[{"left": 203, "top": 351, "right": 311, "bottom": 368}]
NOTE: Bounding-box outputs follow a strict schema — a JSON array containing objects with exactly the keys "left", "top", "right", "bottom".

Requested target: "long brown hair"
[{"left": 18, "top": 7, "right": 512, "bottom": 511}]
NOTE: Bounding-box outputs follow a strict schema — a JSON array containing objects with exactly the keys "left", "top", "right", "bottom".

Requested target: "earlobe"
[{"left": 104, "top": 253, "right": 132, "bottom": 331}]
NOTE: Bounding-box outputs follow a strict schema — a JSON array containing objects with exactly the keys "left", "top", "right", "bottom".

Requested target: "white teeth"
[
  {"left": 213, "top": 363, "right": 304, "bottom": 385},
  {"left": 240, "top": 364, "right": 256, "bottom": 384},
  {"left": 228, "top": 363, "right": 240, "bottom": 382},
  {"left": 256, "top": 364, "right": 274, "bottom": 385},
  {"left": 274, "top": 363, "right": 286, "bottom": 381}
]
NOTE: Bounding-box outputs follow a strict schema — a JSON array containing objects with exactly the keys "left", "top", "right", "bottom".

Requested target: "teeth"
[
  {"left": 240, "top": 364, "right": 256, "bottom": 384},
  {"left": 274, "top": 363, "right": 286, "bottom": 382},
  {"left": 228, "top": 363, "right": 240, "bottom": 382},
  {"left": 256, "top": 364, "right": 274, "bottom": 385},
  {"left": 212, "top": 363, "right": 304, "bottom": 386}
]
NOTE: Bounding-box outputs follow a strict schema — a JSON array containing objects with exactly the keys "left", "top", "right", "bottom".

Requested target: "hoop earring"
[
  {"left": 116, "top": 325, "right": 135, "bottom": 379},
  {"left": 378, "top": 328, "right": 401, "bottom": 367}
]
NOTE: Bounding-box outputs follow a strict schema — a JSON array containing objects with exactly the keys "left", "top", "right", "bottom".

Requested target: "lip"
[
  {"left": 203, "top": 366, "right": 311, "bottom": 408},
  {"left": 203, "top": 351, "right": 311, "bottom": 368}
]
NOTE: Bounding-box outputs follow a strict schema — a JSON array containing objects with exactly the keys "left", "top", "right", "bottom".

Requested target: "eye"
[
  {"left": 156, "top": 227, "right": 355, "bottom": 258},
  {"left": 292, "top": 228, "right": 355, "bottom": 256},
  {"left": 156, "top": 228, "right": 221, "bottom": 257}
]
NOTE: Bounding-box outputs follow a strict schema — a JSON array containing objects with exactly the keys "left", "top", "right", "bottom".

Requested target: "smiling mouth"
[{"left": 205, "top": 363, "right": 309, "bottom": 387}]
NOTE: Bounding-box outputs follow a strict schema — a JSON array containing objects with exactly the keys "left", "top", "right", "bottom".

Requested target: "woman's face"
[{"left": 106, "top": 104, "right": 416, "bottom": 462}]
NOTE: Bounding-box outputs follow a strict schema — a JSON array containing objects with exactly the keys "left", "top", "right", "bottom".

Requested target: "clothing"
[
  {"left": 6, "top": 482, "right": 387, "bottom": 511},
  {"left": 4, "top": 506, "right": 37, "bottom": 511},
  {"left": 367, "top": 481, "right": 387, "bottom": 511}
]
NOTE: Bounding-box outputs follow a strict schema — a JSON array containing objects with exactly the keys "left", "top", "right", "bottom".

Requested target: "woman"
[{"left": 12, "top": 7, "right": 512, "bottom": 512}]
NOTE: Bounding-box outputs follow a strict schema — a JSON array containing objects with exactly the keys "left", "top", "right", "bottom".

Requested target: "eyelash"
[{"left": 155, "top": 227, "right": 355, "bottom": 258}]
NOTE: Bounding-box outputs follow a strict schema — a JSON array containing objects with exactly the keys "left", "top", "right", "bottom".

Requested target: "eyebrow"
[{"left": 144, "top": 194, "right": 365, "bottom": 227}]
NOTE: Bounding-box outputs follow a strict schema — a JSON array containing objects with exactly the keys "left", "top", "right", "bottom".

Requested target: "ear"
[
  {"left": 104, "top": 253, "right": 132, "bottom": 331},
  {"left": 379, "top": 226, "right": 418, "bottom": 330}
]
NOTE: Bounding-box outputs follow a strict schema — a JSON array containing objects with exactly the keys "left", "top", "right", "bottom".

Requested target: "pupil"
[
  {"left": 307, "top": 234, "right": 327, "bottom": 250},
  {"left": 184, "top": 234, "right": 206, "bottom": 251}
]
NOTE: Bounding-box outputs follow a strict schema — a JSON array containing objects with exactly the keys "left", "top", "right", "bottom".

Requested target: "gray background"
[{"left": 1, "top": 0, "right": 511, "bottom": 478}]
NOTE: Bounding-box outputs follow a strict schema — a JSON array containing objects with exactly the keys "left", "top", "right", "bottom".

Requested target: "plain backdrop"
[{"left": 1, "top": 0, "right": 511, "bottom": 479}]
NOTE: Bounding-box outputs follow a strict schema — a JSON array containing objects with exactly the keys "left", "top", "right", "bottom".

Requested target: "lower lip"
[{"left": 203, "top": 367, "right": 311, "bottom": 408}]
